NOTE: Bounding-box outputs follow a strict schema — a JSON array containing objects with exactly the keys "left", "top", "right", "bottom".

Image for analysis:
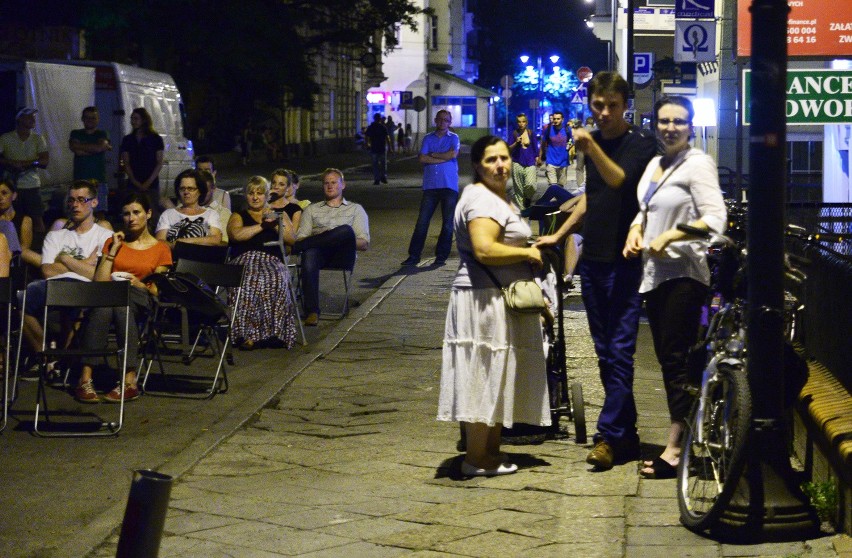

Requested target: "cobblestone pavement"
[{"left": 88, "top": 264, "right": 845, "bottom": 557}]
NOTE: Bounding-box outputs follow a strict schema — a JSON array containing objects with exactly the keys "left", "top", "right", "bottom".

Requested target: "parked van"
[
  {"left": 60, "top": 61, "right": 195, "bottom": 199},
  {"left": 1, "top": 59, "right": 193, "bottom": 203}
]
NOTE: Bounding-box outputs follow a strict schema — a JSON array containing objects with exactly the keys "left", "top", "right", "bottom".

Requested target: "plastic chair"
[
  {"left": 140, "top": 261, "right": 244, "bottom": 399},
  {"left": 33, "top": 280, "right": 132, "bottom": 437},
  {"left": 262, "top": 212, "right": 306, "bottom": 345}
]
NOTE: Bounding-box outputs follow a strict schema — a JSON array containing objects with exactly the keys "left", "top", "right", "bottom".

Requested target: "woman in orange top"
[{"left": 76, "top": 192, "right": 172, "bottom": 403}]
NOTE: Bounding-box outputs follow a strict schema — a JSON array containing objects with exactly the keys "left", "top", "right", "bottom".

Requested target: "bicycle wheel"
[
  {"left": 570, "top": 382, "right": 587, "bottom": 444},
  {"left": 677, "top": 362, "right": 751, "bottom": 531}
]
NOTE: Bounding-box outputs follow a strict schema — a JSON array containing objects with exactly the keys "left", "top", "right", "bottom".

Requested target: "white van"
[{"left": 66, "top": 62, "right": 195, "bottom": 198}]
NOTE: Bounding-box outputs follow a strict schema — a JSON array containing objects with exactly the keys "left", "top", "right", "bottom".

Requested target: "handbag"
[{"left": 463, "top": 250, "right": 546, "bottom": 314}]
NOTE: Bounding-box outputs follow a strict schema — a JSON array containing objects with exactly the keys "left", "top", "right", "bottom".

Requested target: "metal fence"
[{"left": 783, "top": 204, "right": 852, "bottom": 393}]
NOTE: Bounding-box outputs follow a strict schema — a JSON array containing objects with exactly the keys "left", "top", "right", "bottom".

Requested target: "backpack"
[{"left": 146, "top": 269, "right": 228, "bottom": 322}]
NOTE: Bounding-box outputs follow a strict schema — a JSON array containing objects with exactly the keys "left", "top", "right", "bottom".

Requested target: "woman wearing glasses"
[
  {"left": 623, "top": 96, "right": 726, "bottom": 479},
  {"left": 155, "top": 169, "right": 223, "bottom": 248}
]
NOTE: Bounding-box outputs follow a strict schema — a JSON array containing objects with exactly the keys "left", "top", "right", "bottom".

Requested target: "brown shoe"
[
  {"left": 586, "top": 439, "right": 614, "bottom": 469},
  {"left": 304, "top": 313, "right": 319, "bottom": 327},
  {"left": 74, "top": 380, "right": 100, "bottom": 404}
]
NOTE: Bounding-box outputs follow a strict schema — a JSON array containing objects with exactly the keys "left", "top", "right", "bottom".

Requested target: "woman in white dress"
[{"left": 438, "top": 135, "right": 551, "bottom": 477}]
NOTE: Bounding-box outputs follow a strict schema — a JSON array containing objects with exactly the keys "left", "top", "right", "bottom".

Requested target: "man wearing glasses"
[{"left": 21, "top": 180, "right": 113, "bottom": 391}]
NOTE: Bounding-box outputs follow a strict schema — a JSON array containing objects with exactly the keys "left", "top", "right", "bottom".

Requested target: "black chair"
[
  {"left": 33, "top": 280, "right": 132, "bottom": 437},
  {"left": 262, "top": 212, "right": 306, "bottom": 345},
  {"left": 172, "top": 242, "right": 228, "bottom": 264},
  {"left": 140, "top": 260, "right": 244, "bottom": 399},
  {"left": 0, "top": 277, "right": 13, "bottom": 432}
]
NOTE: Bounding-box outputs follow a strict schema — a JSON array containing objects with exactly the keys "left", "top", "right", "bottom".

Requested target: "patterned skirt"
[{"left": 229, "top": 250, "right": 296, "bottom": 348}]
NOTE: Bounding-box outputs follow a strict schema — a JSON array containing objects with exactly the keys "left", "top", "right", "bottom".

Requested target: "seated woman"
[
  {"left": 0, "top": 232, "right": 10, "bottom": 278},
  {"left": 155, "top": 169, "right": 222, "bottom": 250},
  {"left": 0, "top": 178, "right": 41, "bottom": 267},
  {"left": 269, "top": 169, "right": 306, "bottom": 222},
  {"left": 227, "top": 176, "right": 297, "bottom": 350},
  {"left": 77, "top": 192, "right": 172, "bottom": 403}
]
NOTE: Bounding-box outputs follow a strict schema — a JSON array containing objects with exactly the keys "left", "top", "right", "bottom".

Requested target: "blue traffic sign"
[{"left": 675, "top": 0, "right": 714, "bottom": 19}]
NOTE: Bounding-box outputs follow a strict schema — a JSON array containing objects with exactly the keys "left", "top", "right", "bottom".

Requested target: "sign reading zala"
[{"left": 742, "top": 69, "right": 852, "bottom": 125}]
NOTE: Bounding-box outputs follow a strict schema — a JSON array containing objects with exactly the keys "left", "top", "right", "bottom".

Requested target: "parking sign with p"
[{"left": 634, "top": 52, "right": 654, "bottom": 85}]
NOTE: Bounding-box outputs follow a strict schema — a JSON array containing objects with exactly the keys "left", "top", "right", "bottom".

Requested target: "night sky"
[{"left": 473, "top": 0, "right": 609, "bottom": 89}]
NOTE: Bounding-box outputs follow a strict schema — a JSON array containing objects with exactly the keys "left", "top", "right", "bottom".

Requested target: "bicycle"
[{"left": 673, "top": 220, "right": 845, "bottom": 532}]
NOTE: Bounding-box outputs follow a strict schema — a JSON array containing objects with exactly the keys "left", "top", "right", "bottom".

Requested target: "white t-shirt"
[
  {"left": 156, "top": 207, "right": 221, "bottom": 242},
  {"left": 41, "top": 224, "right": 113, "bottom": 281}
]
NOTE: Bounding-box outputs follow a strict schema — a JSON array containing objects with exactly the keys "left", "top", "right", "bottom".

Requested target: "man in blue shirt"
[
  {"left": 537, "top": 111, "right": 575, "bottom": 194},
  {"left": 401, "top": 109, "right": 460, "bottom": 266}
]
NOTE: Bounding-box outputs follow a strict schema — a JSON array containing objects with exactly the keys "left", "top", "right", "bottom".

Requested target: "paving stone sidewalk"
[{"left": 89, "top": 262, "right": 846, "bottom": 557}]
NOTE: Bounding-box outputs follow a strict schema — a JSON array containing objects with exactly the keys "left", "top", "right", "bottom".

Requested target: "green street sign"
[{"left": 742, "top": 69, "right": 852, "bottom": 125}]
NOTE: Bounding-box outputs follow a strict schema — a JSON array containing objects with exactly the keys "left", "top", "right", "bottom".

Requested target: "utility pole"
[{"left": 726, "top": 0, "right": 820, "bottom": 539}]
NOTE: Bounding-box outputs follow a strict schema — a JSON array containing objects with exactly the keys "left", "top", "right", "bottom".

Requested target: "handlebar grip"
[
  {"left": 812, "top": 232, "right": 846, "bottom": 243},
  {"left": 676, "top": 223, "right": 711, "bottom": 238}
]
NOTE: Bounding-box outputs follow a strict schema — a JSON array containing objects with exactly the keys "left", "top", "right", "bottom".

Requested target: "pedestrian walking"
[
  {"left": 365, "top": 114, "right": 390, "bottom": 185},
  {"left": 507, "top": 113, "right": 539, "bottom": 209}
]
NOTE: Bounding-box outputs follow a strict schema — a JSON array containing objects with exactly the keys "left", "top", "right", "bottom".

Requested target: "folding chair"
[
  {"left": 263, "top": 212, "right": 306, "bottom": 345},
  {"left": 140, "top": 261, "right": 243, "bottom": 399},
  {"left": 0, "top": 277, "right": 12, "bottom": 432},
  {"left": 172, "top": 242, "right": 228, "bottom": 264},
  {"left": 322, "top": 257, "right": 355, "bottom": 318},
  {"left": 33, "top": 280, "right": 132, "bottom": 437},
  {"left": 6, "top": 265, "right": 27, "bottom": 406}
]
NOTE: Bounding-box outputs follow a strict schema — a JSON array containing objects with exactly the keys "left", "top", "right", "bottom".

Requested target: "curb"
[{"left": 70, "top": 266, "right": 416, "bottom": 558}]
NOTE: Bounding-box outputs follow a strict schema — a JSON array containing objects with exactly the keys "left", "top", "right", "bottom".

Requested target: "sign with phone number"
[{"left": 736, "top": 0, "right": 852, "bottom": 57}]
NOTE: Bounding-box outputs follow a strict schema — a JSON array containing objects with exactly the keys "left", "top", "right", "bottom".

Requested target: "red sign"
[
  {"left": 737, "top": 0, "right": 852, "bottom": 57},
  {"left": 577, "top": 66, "right": 594, "bottom": 82}
]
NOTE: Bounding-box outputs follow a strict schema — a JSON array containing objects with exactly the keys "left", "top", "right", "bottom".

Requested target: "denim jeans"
[
  {"left": 295, "top": 226, "right": 356, "bottom": 315},
  {"left": 579, "top": 257, "right": 643, "bottom": 445},
  {"left": 370, "top": 152, "right": 387, "bottom": 183},
  {"left": 406, "top": 188, "right": 458, "bottom": 261}
]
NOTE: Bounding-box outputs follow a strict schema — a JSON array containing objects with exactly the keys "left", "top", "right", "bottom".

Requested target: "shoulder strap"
[{"left": 459, "top": 249, "right": 503, "bottom": 289}]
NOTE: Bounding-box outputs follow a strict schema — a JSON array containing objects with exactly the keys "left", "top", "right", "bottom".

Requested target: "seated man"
[
  {"left": 21, "top": 180, "right": 113, "bottom": 397},
  {"left": 294, "top": 168, "right": 369, "bottom": 326}
]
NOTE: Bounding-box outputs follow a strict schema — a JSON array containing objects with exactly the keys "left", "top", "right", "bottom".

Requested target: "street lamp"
[{"left": 519, "top": 54, "right": 560, "bottom": 134}]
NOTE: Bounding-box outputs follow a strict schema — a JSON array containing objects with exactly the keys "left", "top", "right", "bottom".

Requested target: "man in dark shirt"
[
  {"left": 69, "top": 106, "right": 111, "bottom": 210},
  {"left": 536, "top": 72, "right": 657, "bottom": 470},
  {"left": 365, "top": 113, "right": 390, "bottom": 185}
]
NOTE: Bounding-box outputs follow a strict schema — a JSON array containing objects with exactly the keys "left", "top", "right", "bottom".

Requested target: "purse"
[{"left": 464, "top": 250, "right": 546, "bottom": 314}]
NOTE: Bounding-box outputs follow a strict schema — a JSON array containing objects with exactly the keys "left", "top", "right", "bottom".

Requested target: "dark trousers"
[
  {"left": 370, "top": 152, "right": 387, "bottom": 183},
  {"left": 644, "top": 277, "right": 707, "bottom": 422},
  {"left": 295, "top": 226, "right": 356, "bottom": 315},
  {"left": 579, "top": 257, "right": 643, "bottom": 445},
  {"left": 407, "top": 188, "right": 458, "bottom": 261}
]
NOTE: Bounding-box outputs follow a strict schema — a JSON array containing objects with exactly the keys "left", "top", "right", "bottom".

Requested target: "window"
[
  {"left": 432, "top": 96, "right": 477, "bottom": 127},
  {"left": 430, "top": 15, "right": 438, "bottom": 50}
]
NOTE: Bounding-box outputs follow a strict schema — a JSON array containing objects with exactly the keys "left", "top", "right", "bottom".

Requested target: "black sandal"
[{"left": 639, "top": 456, "right": 677, "bottom": 479}]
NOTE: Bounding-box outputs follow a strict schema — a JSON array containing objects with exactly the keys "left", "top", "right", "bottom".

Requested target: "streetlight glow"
[
  {"left": 519, "top": 55, "right": 530, "bottom": 64},
  {"left": 549, "top": 55, "right": 560, "bottom": 64}
]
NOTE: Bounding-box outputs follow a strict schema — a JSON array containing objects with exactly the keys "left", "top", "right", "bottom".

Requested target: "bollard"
[{"left": 116, "top": 469, "right": 173, "bottom": 558}]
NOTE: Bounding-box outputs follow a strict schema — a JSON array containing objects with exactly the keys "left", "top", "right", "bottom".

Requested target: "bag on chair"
[{"left": 145, "top": 270, "right": 228, "bottom": 322}]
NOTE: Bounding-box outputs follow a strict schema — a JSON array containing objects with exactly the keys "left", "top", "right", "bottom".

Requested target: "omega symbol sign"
[{"left": 675, "top": 20, "right": 716, "bottom": 62}]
